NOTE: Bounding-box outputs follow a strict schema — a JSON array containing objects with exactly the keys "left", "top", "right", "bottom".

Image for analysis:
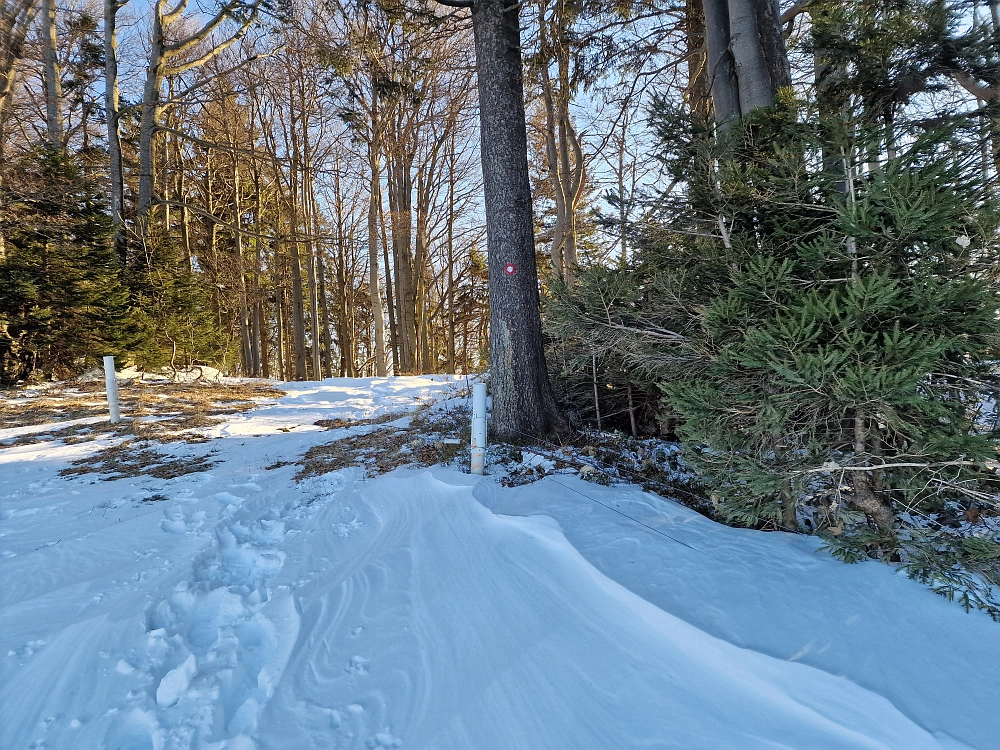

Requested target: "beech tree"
[
  {"left": 703, "top": 0, "right": 790, "bottom": 126},
  {"left": 136, "top": 0, "right": 261, "bottom": 220}
]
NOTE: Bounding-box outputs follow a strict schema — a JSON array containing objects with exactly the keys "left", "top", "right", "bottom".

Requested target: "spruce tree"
[
  {"left": 0, "top": 146, "right": 130, "bottom": 382},
  {"left": 548, "top": 1, "right": 1000, "bottom": 616},
  {"left": 126, "top": 232, "right": 228, "bottom": 374}
]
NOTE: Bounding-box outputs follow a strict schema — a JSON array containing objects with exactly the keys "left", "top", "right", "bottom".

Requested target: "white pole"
[
  {"left": 470, "top": 382, "right": 487, "bottom": 475},
  {"left": 103, "top": 355, "right": 121, "bottom": 424}
]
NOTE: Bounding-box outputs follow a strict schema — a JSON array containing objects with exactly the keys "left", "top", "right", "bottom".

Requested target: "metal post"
[
  {"left": 103, "top": 355, "right": 121, "bottom": 424},
  {"left": 470, "top": 382, "right": 487, "bottom": 475}
]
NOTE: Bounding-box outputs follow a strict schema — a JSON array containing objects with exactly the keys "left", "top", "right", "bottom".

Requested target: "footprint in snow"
[
  {"left": 368, "top": 730, "right": 403, "bottom": 748},
  {"left": 345, "top": 655, "right": 369, "bottom": 675},
  {"left": 128, "top": 508, "right": 298, "bottom": 747},
  {"left": 335, "top": 519, "right": 362, "bottom": 537}
]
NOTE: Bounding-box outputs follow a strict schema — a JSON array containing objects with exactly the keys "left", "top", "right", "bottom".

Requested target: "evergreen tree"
[
  {"left": 126, "top": 231, "right": 229, "bottom": 374},
  {"left": 549, "top": 3, "right": 1000, "bottom": 617},
  {"left": 0, "top": 146, "right": 130, "bottom": 382}
]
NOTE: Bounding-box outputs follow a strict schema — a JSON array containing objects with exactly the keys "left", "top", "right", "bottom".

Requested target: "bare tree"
[
  {"left": 137, "top": 0, "right": 260, "bottom": 219},
  {"left": 104, "top": 0, "right": 128, "bottom": 258}
]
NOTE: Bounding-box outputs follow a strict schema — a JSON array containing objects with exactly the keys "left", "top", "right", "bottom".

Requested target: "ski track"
[{"left": 1, "top": 375, "right": 998, "bottom": 750}]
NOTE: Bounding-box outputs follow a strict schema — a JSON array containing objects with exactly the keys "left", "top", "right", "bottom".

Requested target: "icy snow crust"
[{"left": 1, "top": 376, "right": 997, "bottom": 750}]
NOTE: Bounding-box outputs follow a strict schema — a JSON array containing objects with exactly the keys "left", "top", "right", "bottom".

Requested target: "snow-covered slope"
[{"left": 1, "top": 377, "right": 997, "bottom": 750}]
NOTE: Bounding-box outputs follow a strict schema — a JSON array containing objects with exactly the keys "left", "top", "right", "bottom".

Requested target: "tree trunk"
[
  {"left": 137, "top": 0, "right": 165, "bottom": 219},
  {"left": 233, "top": 157, "right": 254, "bottom": 376},
  {"left": 42, "top": 0, "right": 62, "bottom": 145},
  {"left": 537, "top": 5, "right": 585, "bottom": 282},
  {"left": 312, "top": 174, "right": 334, "bottom": 379},
  {"left": 275, "top": 282, "right": 287, "bottom": 380},
  {"left": 0, "top": 0, "right": 36, "bottom": 126},
  {"left": 367, "top": 135, "right": 388, "bottom": 376},
  {"left": 470, "top": 0, "right": 565, "bottom": 438},
  {"left": 703, "top": 0, "right": 789, "bottom": 127},
  {"left": 286, "top": 112, "right": 309, "bottom": 380},
  {"left": 104, "top": 0, "right": 126, "bottom": 266},
  {"left": 387, "top": 146, "right": 416, "bottom": 373},
  {"left": 727, "top": 0, "right": 772, "bottom": 114},
  {"left": 849, "top": 413, "right": 895, "bottom": 532},
  {"left": 702, "top": 0, "right": 740, "bottom": 127},
  {"left": 752, "top": 0, "right": 791, "bottom": 93},
  {"left": 381, "top": 203, "right": 399, "bottom": 374},
  {"left": 686, "top": 0, "right": 713, "bottom": 119},
  {"left": 446, "top": 131, "right": 457, "bottom": 374}
]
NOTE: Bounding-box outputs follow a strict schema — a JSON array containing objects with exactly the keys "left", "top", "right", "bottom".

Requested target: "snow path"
[{"left": 1, "top": 376, "right": 998, "bottom": 749}]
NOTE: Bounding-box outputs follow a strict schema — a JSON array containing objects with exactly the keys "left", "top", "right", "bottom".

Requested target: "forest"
[{"left": 3, "top": 0, "right": 1000, "bottom": 614}]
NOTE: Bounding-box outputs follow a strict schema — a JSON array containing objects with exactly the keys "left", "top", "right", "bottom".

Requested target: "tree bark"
[
  {"left": 367, "top": 131, "right": 388, "bottom": 376},
  {"left": 137, "top": 0, "right": 166, "bottom": 219},
  {"left": 42, "top": 0, "right": 62, "bottom": 145},
  {"left": 469, "top": 0, "right": 565, "bottom": 438},
  {"left": 137, "top": 0, "right": 259, "bottom": 219},
  {"left": 702, "top": 0, "right": 740, "bottom": 127},
  {"left": 0, "top": 0, "right": 36, "bottom": 125},
  {"left": 537, "top": 1, "right": 585, "bottom": 282},
  {"left": 702, "top": 0, "right": 789, "bottom": 127},
  {"left": 280, "top": 86, "right": 309, "bottom": 380},
  {"left": 381, "top": 201, "right": 399, "bottom": 374},
  {"left": 849, "top": 414, "right": 895, "bottom": 533},
  {"left": 686, "top": 0, "right": 713, "bottom": 119},
  {"left": 727, "top": 0, "right": 773, "bottom": 114}
]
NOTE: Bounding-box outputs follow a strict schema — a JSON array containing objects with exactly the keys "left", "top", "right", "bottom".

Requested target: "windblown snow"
[{"left": 1, "top": 376, "right": 998, "bottom": 750}]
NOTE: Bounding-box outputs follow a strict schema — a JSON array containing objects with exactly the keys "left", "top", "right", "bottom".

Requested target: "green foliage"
[
  {"left": 125, "top": 233, "right": 228, "bottom": 373},
  {"left": 548, "top": 0, "right": 1000, "bottom": 617},
  {"left": 0, "top": 146, "right": 131, "bottom": 382}
]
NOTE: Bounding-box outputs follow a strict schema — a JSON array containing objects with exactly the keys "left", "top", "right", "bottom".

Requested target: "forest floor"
[{"left": 1, "top": 375, "right": 998, "bottom": 750}]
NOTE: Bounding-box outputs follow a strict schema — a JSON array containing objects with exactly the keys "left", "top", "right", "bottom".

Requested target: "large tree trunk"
[
  {"left": 702, "top": 0, "right": 740, "bottom": 127},
  {"left": 381, "top": 205, "right": 399, "bottom": 374},
  {"left": 470, "top": 0, "right": 565, "bottom": 438},
  {"left": 446, "top": 131, "right": 457, "bottom": 374},
  {"left": 285, "top": 100, "right": 309, "bottom": 380},
  {"left": 0, "top": 0, "right": 38, "bottom": 262},
  {"left": 727, "top": 0, "right": 773, "bottom": 114},
  {"left": 752, "top": 0, "right": 791, "bottom": 93},
  {"left": 233, "top": 161, "right": 254, "bottom": 377},
  {"left": 312, "top": 173, "right": 334, "bottom": 379},
  {"left": 537, "top": 1, "right": 585, "bottom": 282},
  {"left": 387, "top": 144, "right": 417, "bottom": 373},
  {"left": 702, "top": 0, "right": 790, "bottom": 127}
]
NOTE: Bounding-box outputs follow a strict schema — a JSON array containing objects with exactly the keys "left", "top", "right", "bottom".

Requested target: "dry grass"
[
  {"left": 1, "top": 380, "right": 284, "bottom": 448},
  {"left": 297, "top": 406, "right": 471, "bottom": 480},
  {"left": 314, "top": 412, "right": 401, "bottom": 431},
  {"left": 59, "top": 438, "right": 217, "bottom": 481},
  {"left": 0, "top": 379, "right": 283, "bottom": 481}
]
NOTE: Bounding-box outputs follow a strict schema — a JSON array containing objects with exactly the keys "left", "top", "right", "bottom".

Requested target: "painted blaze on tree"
[{"left": 437, "top": 0, "right": 565, "bottom": 439}]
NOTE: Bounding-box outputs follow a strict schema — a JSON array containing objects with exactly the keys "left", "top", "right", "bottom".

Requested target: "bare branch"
[{"left": 779, "top": 0, "right": 813, "bottom": 24}]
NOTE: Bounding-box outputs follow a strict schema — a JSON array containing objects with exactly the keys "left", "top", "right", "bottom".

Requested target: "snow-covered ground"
[{"left": 1, "top": 376, "right": 998, "bottom": 750}]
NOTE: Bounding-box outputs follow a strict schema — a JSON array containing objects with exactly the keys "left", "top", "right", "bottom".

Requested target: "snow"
[
  {"left": 0, "top": 416, "right": 108, "bottom": 441},
  {"left": 1, "top": 375, "right": 998, "bottom": 750}
]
